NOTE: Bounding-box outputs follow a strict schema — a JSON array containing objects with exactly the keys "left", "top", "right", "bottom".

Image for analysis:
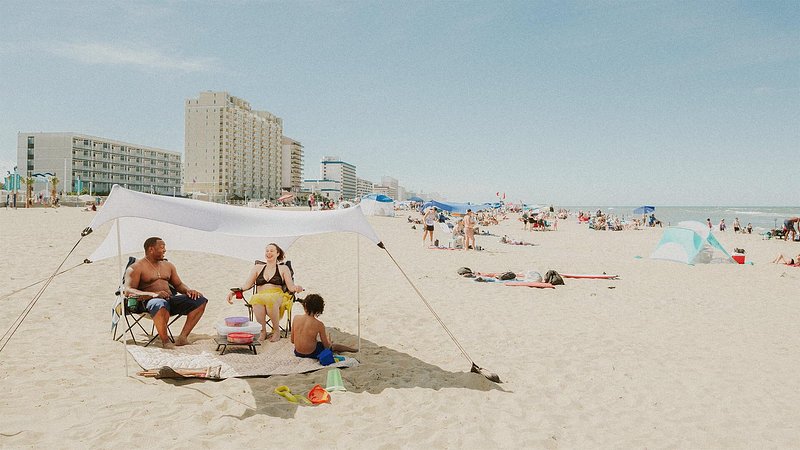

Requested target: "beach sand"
[{"left": 1, "top": 207, "right": 798, "bottom": 448}]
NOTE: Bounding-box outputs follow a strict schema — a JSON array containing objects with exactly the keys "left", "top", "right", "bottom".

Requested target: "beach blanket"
[{"left": 127, "top": 338, "right": 358, "bottom": 379}]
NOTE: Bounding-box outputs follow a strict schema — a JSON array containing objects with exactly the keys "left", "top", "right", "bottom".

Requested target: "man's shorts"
[{"left": 144, "top": 294, "right": 207, "bottom": 316}]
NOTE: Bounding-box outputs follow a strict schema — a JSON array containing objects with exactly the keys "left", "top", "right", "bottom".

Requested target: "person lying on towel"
[
  {"left": 125, "top": 237, "right": 208, "bottom": 348},
  {"left": 291, "top": 294, "right": 357, "bottom": 358},
  {"left": 772, "top": 253, "right": 800, "bottom": 266}
]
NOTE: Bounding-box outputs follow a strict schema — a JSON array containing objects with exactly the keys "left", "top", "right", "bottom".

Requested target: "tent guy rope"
[
  {"left": 0, "top": 230, "right": 90, "bottom": 355},
  {"left": 378, "top": 243, "right": 502, "bottom": 383}
]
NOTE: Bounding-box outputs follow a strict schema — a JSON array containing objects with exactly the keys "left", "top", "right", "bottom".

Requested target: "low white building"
[
  {"left": 17, "top": 132, "right": 181, "bottom": 195},
  {"left": 301, "top": 178, "right": 341, "bottom": 200}
]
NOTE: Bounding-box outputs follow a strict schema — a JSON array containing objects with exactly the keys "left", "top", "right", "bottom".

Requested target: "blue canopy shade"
[
  {"left": 633, "top": 205, "right": 656, "bottom": 215},
  {"left": 407, "top": 196, "right": 424, "bottom": 202},
  {"left": 363, "top": 193, "right": 393, "bottom": 202},
  {"left": 421, "top": 200, "right": 492, "bottom": 215}
]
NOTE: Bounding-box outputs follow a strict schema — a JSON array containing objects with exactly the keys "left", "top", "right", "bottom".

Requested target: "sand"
[{"left": 0, "top": 206, "right": 798, "bottom": 448}]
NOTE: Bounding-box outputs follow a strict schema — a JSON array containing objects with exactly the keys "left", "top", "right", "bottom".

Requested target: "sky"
[{"left": 0, "top": 0, "right": 797, "bottom": 206}]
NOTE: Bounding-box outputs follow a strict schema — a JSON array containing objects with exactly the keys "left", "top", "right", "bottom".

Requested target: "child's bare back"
[
  {"left": 291, "top": 313, "right": 329, "bottom": 355},
  {"left": 291, "top": 294, "right": 358, "bottom": 357}
]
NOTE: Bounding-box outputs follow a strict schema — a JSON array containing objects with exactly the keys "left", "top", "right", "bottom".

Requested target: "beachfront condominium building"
[
  {"left": 320, "top": 156, "right": 356, "bottom": 201},
  {"left": 281, "top": 136, "right": 304, "bottom": 193},
  {"left": 184, "top": 91, "right": 283, "bottom": 201},
  {"left": 356, "top": 177, "right": 373, "bottom": 198},
  {"left": 372, "top": 185, "right": 390, "bottom": 197},
  {"left": 301, "top": 178, "right": 341, "bottom": 200},
  {"left": 17, "top": 132, "right": 181, "bottom": 195},
  {"left": 374, "top": 175, "right": 399, "bottom": 200}
]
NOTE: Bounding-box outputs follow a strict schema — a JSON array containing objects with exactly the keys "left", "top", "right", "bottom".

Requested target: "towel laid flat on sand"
[{"left": 127, "top": 338, "right": 358, "bottom": 379}]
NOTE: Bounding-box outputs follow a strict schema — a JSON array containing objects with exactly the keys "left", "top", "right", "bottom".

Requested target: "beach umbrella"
[
  {"left": 408, "top": 196, "right": 423, "bottom": 202},
  {"left": 633, "top": 205, "right": 655, "bottom": 215}
]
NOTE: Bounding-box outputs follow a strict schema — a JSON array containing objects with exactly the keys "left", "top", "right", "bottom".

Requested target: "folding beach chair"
[
  {"left": 111, "top": 256, "right": 184, "bottom": 346},
  {"left": 242, "top": 260, "right": 302, "bottom": 338}
]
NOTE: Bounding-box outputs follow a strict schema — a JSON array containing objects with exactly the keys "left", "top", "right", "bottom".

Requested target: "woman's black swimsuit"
[{"left": 255, "top": 265, "right": 285, "bottom": 287}]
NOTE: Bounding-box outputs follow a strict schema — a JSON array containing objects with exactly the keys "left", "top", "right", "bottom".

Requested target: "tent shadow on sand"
[{"left": 235, "top": 330, "right": 505, "bottom": 419}]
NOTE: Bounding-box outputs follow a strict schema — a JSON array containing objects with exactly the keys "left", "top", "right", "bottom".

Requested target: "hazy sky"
[{"left": 1, "top": 1, "right": 797, "bottom": 205}]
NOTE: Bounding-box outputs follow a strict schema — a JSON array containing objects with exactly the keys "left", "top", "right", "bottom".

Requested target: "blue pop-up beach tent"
[
  {"left": 421, "top": 200, "right": 492, "bottom": 216},
  {"left": 360, "top": 193, "right": 395, "bottom": 216}
]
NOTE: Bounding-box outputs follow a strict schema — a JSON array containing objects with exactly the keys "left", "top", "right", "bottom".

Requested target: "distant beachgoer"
[
  {"left": 719, "top": 219, "right": 726, "bottom": 232},
  {"left": 464, "top": 209, "right": 476, "bottom": 250},
  {"left": 733, "top": 217, "right": 741, "bottom": 233},
  {"left": 422, "top": 207, "right": 437, "bottom": 246},
  {"left": 649, "top": 214, "right": 662, "bottom": 228},
  {"left": 772, "top": 253, "right": 800, "bottom": 266},
  {"left": 784, "top": 217, "right": 799, "bottom": 241},
  {"left": 746, "top": 223, "right": 752, "bottom": 234},
  {"left": 707, "top": 218, "right": 712, "bottom": 229}
]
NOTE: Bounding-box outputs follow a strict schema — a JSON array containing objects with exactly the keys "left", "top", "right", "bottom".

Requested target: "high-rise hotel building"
[
  {"left": 281, "top": 136, "right": 304, "bottom": 194},
  {"left": 17, "top": 132, "right": 181, "bottom": 195},
  {"left": 184, "top": 91, "right": 283, "bottom": 201},
  {"left": 320, "top": 156, "right": 357, "bottom": 201}
]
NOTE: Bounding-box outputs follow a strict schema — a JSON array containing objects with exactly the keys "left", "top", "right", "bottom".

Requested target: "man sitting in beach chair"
[{"left": 123, "top": 237, "right": 208, "bottom": 348}]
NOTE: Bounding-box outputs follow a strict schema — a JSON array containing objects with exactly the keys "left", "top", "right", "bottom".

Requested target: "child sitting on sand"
[{"left": 291, "top": 294, "right": 358, "bottom": 358}]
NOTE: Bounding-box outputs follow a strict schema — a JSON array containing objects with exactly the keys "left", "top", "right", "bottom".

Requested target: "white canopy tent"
[{"left": 86, "top": 185, "right": 382, "bottom": 263}]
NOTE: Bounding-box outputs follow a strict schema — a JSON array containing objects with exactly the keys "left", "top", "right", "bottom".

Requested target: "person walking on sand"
[
  {"left": 733, "top": 217, "right": 741, "bottom": 233},
  {"left": 422, "top": 207, "right": 437, "bottom": 246},
  {"left": 464, "top": 209, "right": 476, "bottom": 250},
  {"left": 719, "top": 218, "right": 726, "bottom": 232},
  {"left": 784, "top": 217, "right": 799, "bottom": 241},
  {"left": 707, "top": 218, "right": 713, "bottom": 229},
  {"left": 125, "top": 237, "right": 208, "bottom": 348}
]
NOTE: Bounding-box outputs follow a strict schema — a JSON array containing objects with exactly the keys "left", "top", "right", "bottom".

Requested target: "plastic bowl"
[
  {"left": 228, "top": 332, "right": 254, "bottom": 344},
  {"left": 225, "top": 316, "right": 249, "bottom": 327}
]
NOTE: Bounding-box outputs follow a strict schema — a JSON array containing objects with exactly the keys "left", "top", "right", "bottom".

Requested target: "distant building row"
[
  {"left": 16, "top": 90, "right": 430, "bottom": 202},
  {"left": 17, "top": 91, "right": 304, "bottom": 199}
]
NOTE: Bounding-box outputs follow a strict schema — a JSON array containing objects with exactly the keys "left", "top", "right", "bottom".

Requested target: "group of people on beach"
[
  {"left": 124, "top": 237, "right": 355, "bottom": 358},
  {"left": 707, "top": 217, "right": 754, "bottom": 234},
  {"left": 421, "top": 207, "right": 478, "bottom": 250}
]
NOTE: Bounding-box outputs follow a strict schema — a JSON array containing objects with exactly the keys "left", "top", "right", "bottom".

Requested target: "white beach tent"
[
  {"left": 86, "top": 185, "right": 381, "bottom": 263},
  {"left": 359, "top": 194, "right": 395, "bottom": 217},
  {"left": 650, "top": 221, "right": 734, "bottom": 264}
]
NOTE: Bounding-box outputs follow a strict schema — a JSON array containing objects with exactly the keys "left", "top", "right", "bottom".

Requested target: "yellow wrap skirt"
[{"left": 250, "top": 287, "right": 293, "bottom": 316}]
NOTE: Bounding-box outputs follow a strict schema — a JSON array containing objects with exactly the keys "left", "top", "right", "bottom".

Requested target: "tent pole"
[
  {"left": 116, "top": 219, "right": 128, "bottom": 377},
  {"left": 356, "top": 232, "right": 361, "bottom": 353}
]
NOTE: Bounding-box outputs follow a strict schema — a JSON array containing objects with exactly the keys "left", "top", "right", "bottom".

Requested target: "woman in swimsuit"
[
  {"left": 227, "top": 243, "right": 303, "bottom": 342},
  {"left": 772, "top": 253, "right": 800, "bottom": 266}
]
